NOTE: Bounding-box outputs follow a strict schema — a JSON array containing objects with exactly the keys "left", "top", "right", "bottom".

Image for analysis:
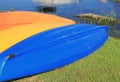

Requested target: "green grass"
[{"left": 13, "top": 37, "right": 120, "bottom": 82}]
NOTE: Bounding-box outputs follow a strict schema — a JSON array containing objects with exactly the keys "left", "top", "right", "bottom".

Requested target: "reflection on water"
[
  {"left": 0, "top": 0, "right": 120, "bottom": 38},
  {"left": 34, "top": 0, "right": 80, "bottom": 13},
  {"left": 36, "top": 6, "right": 56, "bottom": 13},
  {"left": 33, "top": 0, "right": 80, "bottom": 6},
  {"left": 100, "top": 0, "right": 107, "bottom": 3}
]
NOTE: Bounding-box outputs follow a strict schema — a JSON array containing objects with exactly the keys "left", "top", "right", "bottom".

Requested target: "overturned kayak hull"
[{"left": 0, "top": 24, "right": 108, "bottom": 81}]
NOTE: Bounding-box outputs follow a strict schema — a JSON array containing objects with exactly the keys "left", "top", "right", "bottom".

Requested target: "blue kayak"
[{"left": 0, "top": 24, "right": 108, "bottom": 81}]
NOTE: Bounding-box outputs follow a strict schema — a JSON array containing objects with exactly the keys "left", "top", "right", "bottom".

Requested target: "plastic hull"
[
  {"left": 0, "top": 11, "right": 75, "bottom": 30},
  {"left": 0, "top": 24, "right": 108, "bottom": 81}
]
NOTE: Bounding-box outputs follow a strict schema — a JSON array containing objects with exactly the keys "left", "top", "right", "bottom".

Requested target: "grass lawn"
[{"left": 13, "top": 37, "right": 120, "bottom": 82}]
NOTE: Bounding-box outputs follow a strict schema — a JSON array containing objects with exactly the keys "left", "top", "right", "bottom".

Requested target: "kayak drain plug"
[{"left": 6, "top": 54, "right": 15, "bottom": 59}]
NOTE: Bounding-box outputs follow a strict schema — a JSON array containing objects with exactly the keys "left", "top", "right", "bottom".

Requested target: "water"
[{"left": 0, "top": 0, "right": 120, "bottom": 38}]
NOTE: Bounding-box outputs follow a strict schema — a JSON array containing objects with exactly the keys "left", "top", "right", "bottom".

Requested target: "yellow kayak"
[{"left": 0, "top": 11, "right": 75, "bottom": 52}]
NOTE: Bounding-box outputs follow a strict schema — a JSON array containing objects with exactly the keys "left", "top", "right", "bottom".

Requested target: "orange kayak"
[{"left": 0, "top": 11, "right": 75, "bottom": 30}]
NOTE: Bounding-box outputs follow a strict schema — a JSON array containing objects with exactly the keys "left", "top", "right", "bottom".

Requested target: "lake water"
[{"left": 0, "top": 0, "right": 120, "bottom": 38}]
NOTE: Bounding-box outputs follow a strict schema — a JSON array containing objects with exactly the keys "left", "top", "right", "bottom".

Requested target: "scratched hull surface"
[{"left": 0, "top": 24, "right": 108, "bottom": 81}]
